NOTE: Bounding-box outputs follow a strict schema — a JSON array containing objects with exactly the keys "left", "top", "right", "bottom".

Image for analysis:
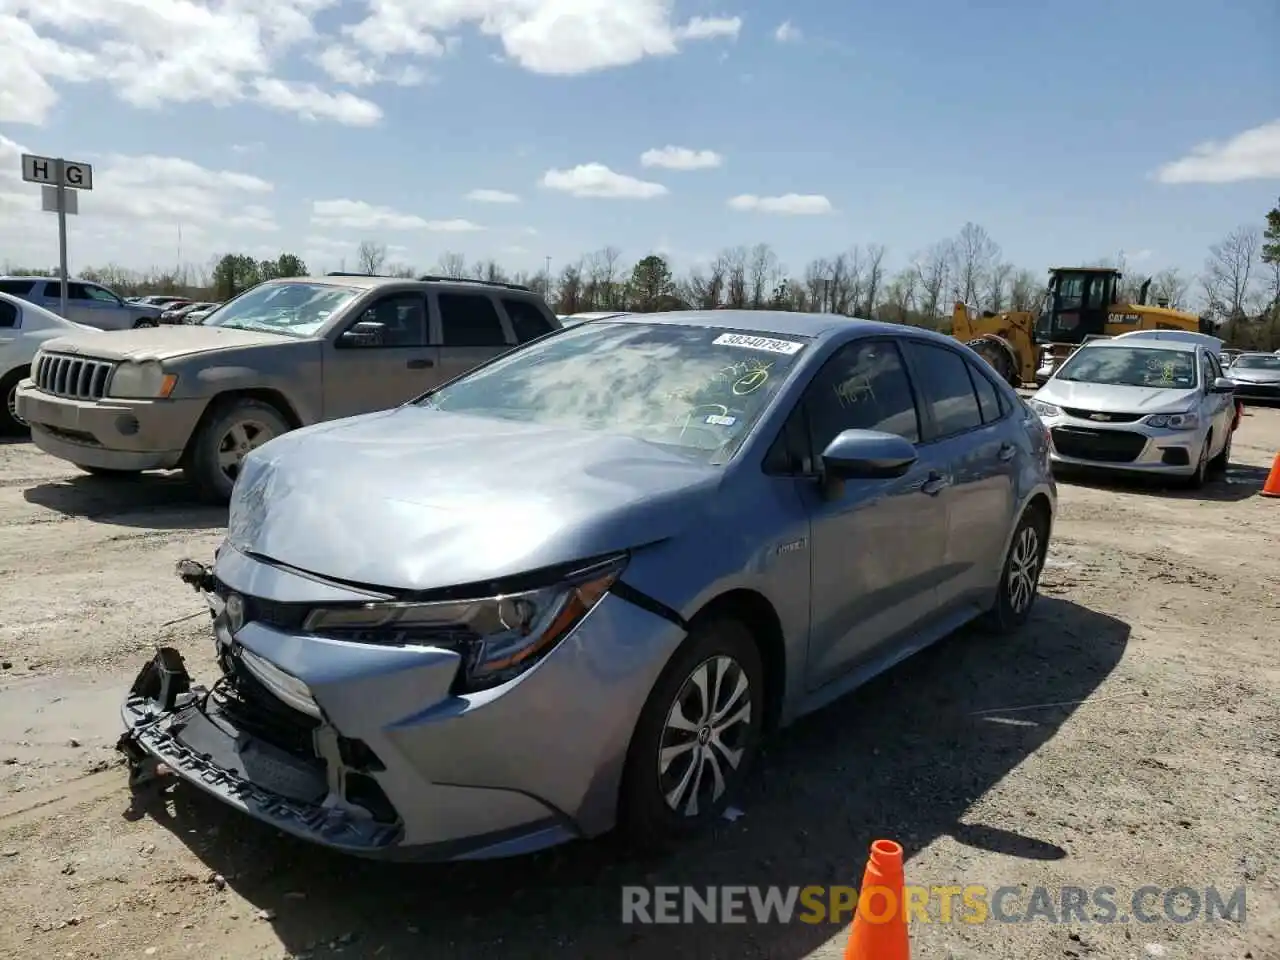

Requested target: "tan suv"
[{"left": 14, "top": 274, "right": 561, "bottom": 502}]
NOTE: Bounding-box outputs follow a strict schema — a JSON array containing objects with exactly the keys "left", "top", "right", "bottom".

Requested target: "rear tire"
[
  {"left": 183, "top": 398, "right": 289, "bottom": 504},
  {"left": 1, "top": 367, "right": 29, "bottom": 435},
  {"left": 984, "top": 504, "right": 1048, "bottom": 633},
  {"left": 617, "top": 618, "right": 764, "bottom": 851}
]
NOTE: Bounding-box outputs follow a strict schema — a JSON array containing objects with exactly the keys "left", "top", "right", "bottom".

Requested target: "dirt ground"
[{"left": 0, "top": 409, "right": 1277, "bottom": 960}]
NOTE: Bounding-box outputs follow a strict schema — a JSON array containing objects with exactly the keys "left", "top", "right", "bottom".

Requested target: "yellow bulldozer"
[{"left": 952, "top": 266, "right": 1207, "bottom": 388}]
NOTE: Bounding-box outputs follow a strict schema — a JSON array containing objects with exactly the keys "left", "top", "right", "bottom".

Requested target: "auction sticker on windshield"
[{"left": 713, "top": 333, "right": 805, "bottom": 355}]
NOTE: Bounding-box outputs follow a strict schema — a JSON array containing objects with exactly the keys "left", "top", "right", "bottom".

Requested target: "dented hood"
[
  {"left": 226, "top": 406, "right": 723, "bottom": 592},
  {"left": 40, "top": 325, "right": 299, "bottom": 362}
]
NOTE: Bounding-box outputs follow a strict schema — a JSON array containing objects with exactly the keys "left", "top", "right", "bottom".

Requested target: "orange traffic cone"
[
  {"left": 844, "top": 839, "right": 911, "bottom": 960},
  {"left": 1262, "top": 453, "right": 1280, "bottom": 499}
]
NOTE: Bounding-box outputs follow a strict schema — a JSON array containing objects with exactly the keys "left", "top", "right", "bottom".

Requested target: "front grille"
[
  {"left": 1051, "top": 426, "right": 1147, "bottom": 463},
  {"left": 33, "top": 352, "right": 114, "bottom": 400},
  {"left": 1060, "top": 407, "right": 1144, "bottom": 423}
]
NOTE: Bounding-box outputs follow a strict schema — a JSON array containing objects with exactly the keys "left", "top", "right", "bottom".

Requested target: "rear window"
[{"left": 0, "top": 280, "right": 35, "bottom": 295}]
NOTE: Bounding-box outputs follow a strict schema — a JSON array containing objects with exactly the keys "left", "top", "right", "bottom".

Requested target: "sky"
[{"left": 0, "top": 0, "right": 1278, "bottom": 287}]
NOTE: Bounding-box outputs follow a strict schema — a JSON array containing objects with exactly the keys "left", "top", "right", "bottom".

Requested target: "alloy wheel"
[
  {"left": 216, "top": 419, "right": 275, "bottom": 483},
  {"left": 658, "top": 655, "right": 753, "bottom": 818},
  {"left": 1008, "top": 525, "right": 1041, "bottom": 614}
]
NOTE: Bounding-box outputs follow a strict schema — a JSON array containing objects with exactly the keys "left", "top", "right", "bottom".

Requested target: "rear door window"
[
  {"left": 903, "top": 342, "right": 984, "bottom": 439},
  {"left": 967, "top": 361, "right": 1005, "bottom": 424},
  {"left": 437, "top": 293, "right": 508, "bottom": 346},
  {"left": 502, "top": 298, "right": 555, "bottom": 343},
  {"left": 0, "top": 280, "right": 35, "bottom": 296}
]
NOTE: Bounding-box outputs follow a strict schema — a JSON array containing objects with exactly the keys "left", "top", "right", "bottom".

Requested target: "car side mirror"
[
  {"left": 820, "top": 429, "right": 918, "bottom": 480},
  {"left": 338, "top": 320, "right": 384, "bottom": 347},
  {"left": 1211, "top": 377, "right": 1236, "bottom": 394}
]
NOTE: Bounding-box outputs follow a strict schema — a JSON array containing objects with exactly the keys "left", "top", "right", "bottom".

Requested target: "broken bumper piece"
[{"left": 118, "top": 646, "right": 403, "bottom": 856}]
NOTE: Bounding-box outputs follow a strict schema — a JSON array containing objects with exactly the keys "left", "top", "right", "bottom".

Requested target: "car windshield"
[
  {"left": 201, "top": 281, "right": 359, "bottom": 337},
  {"left": 419, "top": 321, "right": 810, "bottom": 463},
  {"left": 1232, "top": 355, "right": 1280, "bottom": 370},
  {"left": 1054, "top": 346, "right": 1198, "bottom": 389}
]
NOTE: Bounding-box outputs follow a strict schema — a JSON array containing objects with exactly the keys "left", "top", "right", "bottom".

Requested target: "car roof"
[
  {"left": 603, "top": 309, "right": 903, "bottom": 342},
  {"left": 1084, "top": 337, "right": 1200, "bottom": 354},
  {"left": 1110, "top": 329, "right": 1222, "bottom": 351}
]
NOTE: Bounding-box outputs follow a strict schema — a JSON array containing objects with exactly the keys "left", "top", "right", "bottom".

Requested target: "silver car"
[
  {"left": 1226, "top": 352, "right": 1280, "bottom": 403},
  {"left": 118, "top": 311, "right": 1057, "bottom": 860},
  {"left": 1028, "top": 338, "right": 1237, "bottom": 486},
  {"left": 0, "top": 276, "right": 164, "bottom": 329}
]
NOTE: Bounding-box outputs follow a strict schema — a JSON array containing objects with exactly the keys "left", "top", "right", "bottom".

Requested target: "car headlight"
[
  {"left": 1145, "top": 412, "right": 1199, "bottom": 429},
  {"left": 302, "top": 554, "right": 628, "bottom": 693},
  {"left": 1028, "top": 399, "right": 1062, "bottom": 418},
  {"left": 108, "top": 360, "right": 178, "bottom": 399}
]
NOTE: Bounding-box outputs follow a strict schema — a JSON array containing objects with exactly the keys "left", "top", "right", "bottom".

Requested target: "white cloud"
[
  {"left": 728, "top": 193, "right": 833, "bottom": 215},
  {"left": 0, "top": 133, "right": 281, "bottom": 269},
  {"left": 311, "top": 198, "right": 483, "bottom": 232},
  {"left": 466, "top": 188, "right": 521, "bottom": 203},
  {"left": 676, "top": 16, "right": 742, "bottom": 41},
  {"left": 4, "top": 1, "right": 742, "bottom": 127},
  {"left": 774, "top": 20, "right": 801, "bottom": 42},
  {"left": 344, "top": 1, "right": 740, "bottom": 75},
  {"left": 1153, "top": 120, "right": 1280, "bottom": 184},
  {"left": 251, "top": 78, "right": 382, "bottom": 126},
  {"left": 541, "top": 163, "right": 668, "bottom": 199},
  {"left": 640, "top": 146, "right": 723, "bottom": 170}
]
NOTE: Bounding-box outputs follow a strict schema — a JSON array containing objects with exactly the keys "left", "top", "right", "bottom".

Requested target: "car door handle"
[
  {"left": 406, "top": 358, "right": 434, "bottom": 369},
  {"left": 998, "top": 442, "right": 1017, "bottom": 462},
  {"left": 920, "top": 472, "right": 950, "bottom": 496}
]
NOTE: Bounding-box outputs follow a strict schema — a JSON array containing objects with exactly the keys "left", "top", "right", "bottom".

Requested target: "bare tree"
[
  {"left": 883, "top": 268, "right": 918, "bottom": 324},
  {"left": 914, "top": 240, "right": 953, "bottom": 326},
  {"left": 681, "top": 259, "right": 726, "bottom": 310},
  {"left": 721, "top": 246, "right": 748, "bottom": 308},
  {"left": 1008, "top": 268, "right": 1043, "bottom": 312},
  {"left": 949, "top": 223, "right": 999, "bottom": 308},
  {"left": 861, "top": 243, "right": 886, "bottom": 317},
  {"left": 1150, "top": 267, "right": 1190, "bottom": 309},
  {"left": 1202, "top": 226, "right": 1260, "bottom": 322},
  {"left": 356, "top": 240, "right": 387, "bottom": 275},
  {"left": 747, "top": 243, "right": 779, "bottom": 308},
  {"left": 434, "top": 252, "right": 467, "bottom": 278},
  {"left": 984, "top": 261, "right": 1013, "bottom": 313}
]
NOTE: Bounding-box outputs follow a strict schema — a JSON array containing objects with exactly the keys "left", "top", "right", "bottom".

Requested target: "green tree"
[
  {"left": 212, "top": 253, "right": 262, "bottom": 300},
  {"left": 627, "top": 254, "right": 674, "bottom": 311}
]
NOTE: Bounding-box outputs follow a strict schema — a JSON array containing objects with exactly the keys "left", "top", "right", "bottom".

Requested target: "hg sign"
[{"left": 21, "top": 153, "right": 94, "bottom": 191}]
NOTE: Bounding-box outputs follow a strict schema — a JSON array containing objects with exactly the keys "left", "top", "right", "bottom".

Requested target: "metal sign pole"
[{"left": 54, "top": 157, "right": 69, "bottom": 317}]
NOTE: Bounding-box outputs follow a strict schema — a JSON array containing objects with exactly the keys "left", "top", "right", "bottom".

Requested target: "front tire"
[
  {"left": 984, "top": 505, "right": 1048, "bottom": 633},
  {"left": 1208, "top": 429, "right": 1231, "bottom": 476},
  {"left": 618, "top": 618, "right": 764, "bottom": 849},
  {"left": 133, "top": 317, "right": 158, "bottom": 328},
  {"left": 1182, "top": 434, "right": 1211, "bottom": 489},
  {"left": 183, "top": 399, "right": 289, "bottom": 504}
]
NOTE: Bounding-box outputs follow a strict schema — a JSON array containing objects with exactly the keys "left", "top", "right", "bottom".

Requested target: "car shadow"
[
  {"left": 22, "top": 471, "right": 227, "bottom": 529},
  {"left": 1053, "top": 463, "right": 1269, "bottom": 502},
  {"left": 126, "top": 597, "right": 1129, "bottom": 960}
]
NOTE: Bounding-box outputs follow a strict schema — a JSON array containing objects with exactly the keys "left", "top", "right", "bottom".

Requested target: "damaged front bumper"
[{"left": 117, "top": 552, "right": 686, "bottom": 861}]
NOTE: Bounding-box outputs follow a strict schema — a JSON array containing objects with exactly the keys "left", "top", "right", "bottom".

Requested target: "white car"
[
  {"left": 0, "top": 292, "right": 102, "bottom": 433},
  {"left": 1027, "top": 336, "right": 1237, "bottom": 488}
]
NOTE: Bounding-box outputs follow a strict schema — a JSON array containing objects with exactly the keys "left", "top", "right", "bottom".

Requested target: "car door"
[
  {"left": 791, "top": 337, "right": 950, "bottom": 691},
  {"left": 900, "top": 340, "right": 1018, "bottom": 614},
  {"left": 60, "top": 282, "right": 100, "bottom": 326},
  {"left": 80, "top": 283, "right": 133, "bottom": 330},
  {"left": 322, "top": 291, "right": 436, "bottom": 419},
  {"left": 432, "top": 291, "right": 515, "bottom": 382},
  {"left": 1199, "top": 350, "right": 1231, "bottom": 454}
]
